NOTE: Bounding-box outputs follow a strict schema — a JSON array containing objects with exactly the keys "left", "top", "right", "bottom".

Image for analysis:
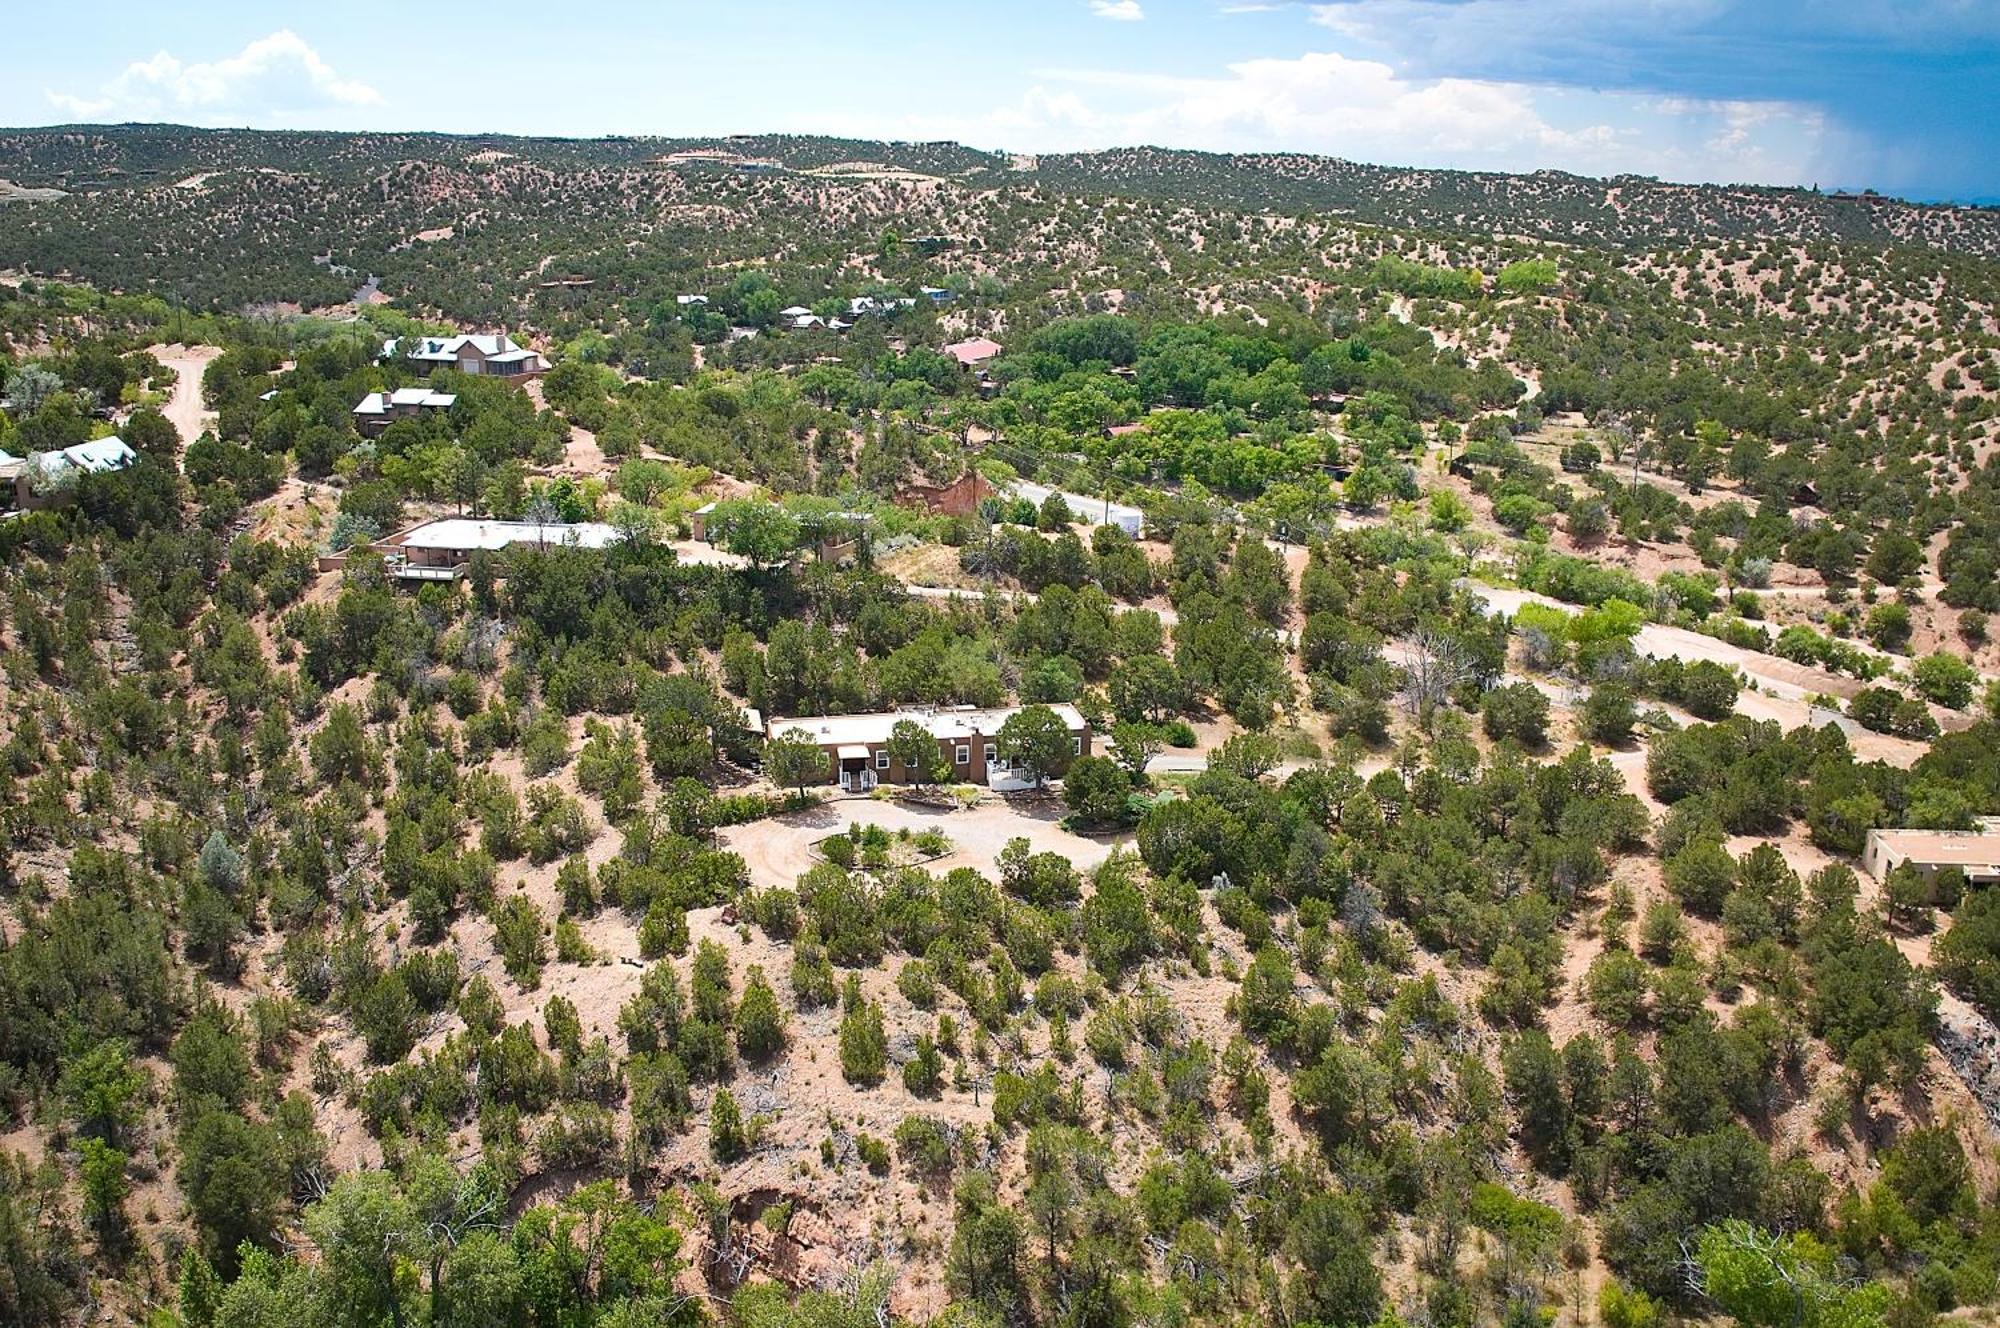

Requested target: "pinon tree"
[
  {"left": 997, "top": 704, "right": 1075, "bottom": 787},
  {"left": 765, "top": 728, "right": 827, "bottom": 796}
]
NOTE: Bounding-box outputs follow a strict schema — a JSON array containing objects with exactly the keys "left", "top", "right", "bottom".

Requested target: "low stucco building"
[
  {"left": 1864, "top": 820, "right": 2000, "bottom": 888},
  {"left": 767, "top": 703, "right": 1091, "bottom": 793},
  {"left": 324, "top": 518, "right": 622, "bottom": 581},
  {"left": 352, "top": 387, "right": 458, "bottom": 435}
]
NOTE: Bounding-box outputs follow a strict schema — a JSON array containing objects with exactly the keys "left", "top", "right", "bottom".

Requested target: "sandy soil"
[
  {"left": 246, "top": 476, "right": 338, "bottom": 549},
  {"left": 144, "top": 342, "right": 223, "bottom": 448},
  {"left": 1466, "top": 580, "right": 1865, "bottom": 702},
  {"left": 720, "top": 792, "right": 1131, "bottom": 890},
  {"left": 668, "top": 539, "right": 751, "bottom": 569}
]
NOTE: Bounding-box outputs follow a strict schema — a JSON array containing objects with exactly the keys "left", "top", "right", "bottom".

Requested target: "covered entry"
[{"left": 836, "top": 744, "right": 876, "bottom": 793}]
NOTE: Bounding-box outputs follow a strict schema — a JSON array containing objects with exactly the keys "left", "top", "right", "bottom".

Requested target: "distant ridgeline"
[{"left": 0, "top": 128, "right": 1994, "bottom": 300}]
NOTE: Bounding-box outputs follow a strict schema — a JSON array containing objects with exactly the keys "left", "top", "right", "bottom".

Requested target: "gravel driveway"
[{"left": 719, "top": 792, "right": 1133, "bottom": 888}]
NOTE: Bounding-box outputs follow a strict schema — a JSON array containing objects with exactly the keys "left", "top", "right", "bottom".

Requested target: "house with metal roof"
[
  {"left": 1, "top": 436, "right": 138, "bottom": 511},
  {"left": 368, "top": 518, "right": 623, "bottom": 581},
  {"left": 943, "top": 336, "right": 1003, "bottom": 366},
  {"left": 1009, "top": 478, "right": 1145, "bottom": 537},
  {"left": 380, "top": 333, "right": 548, "bottom": 381}
]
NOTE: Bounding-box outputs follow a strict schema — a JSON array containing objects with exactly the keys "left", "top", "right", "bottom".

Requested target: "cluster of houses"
[{"left": 678, "top": 286, "right": 955, "bottom": 335}]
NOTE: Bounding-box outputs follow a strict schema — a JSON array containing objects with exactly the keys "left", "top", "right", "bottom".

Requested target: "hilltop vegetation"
[{"left": 0, "top": 126, "right": 1998, "bottom": 1328}]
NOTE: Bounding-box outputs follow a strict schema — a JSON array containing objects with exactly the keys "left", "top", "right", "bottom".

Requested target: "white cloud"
[
  {"left": 1088, "top": 0, "right": 1146, "bottom": 19},
  {"left": 838, "top": 47, "right": 1835, "bottom": 186},
  {"left": 47, "top": 31, "right": 380, "bottom": 123}
]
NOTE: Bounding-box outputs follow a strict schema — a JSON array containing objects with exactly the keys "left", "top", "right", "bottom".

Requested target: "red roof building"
[{"left": 943, "top": 337, "right": 1003, "bottom": 366}]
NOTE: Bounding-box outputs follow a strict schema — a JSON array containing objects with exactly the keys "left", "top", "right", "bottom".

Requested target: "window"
[
  {"left": 955, "top": 745, "right": 970, "bottom": 765},
  {"left": 984, "top": 744, "right": 997, "bottom": 765},
  {"left": 1072, "top": 735, "right": 1083, "bottom": 755},
  {"left": 876, "top": 750, "right": 890, "bottom": 770}
]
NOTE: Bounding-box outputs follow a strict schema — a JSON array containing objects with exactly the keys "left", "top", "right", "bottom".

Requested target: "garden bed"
[{"left": 811, "top": 822, "right": 955, "bottom": 872}]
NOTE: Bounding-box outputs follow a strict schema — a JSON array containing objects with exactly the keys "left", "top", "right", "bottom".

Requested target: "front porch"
[{"left": 837, "top": 745, "right": 877, "bottom": 794}]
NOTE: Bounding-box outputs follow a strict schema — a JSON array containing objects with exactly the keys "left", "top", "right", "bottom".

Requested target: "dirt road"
[
  {"left": 1462, "top": 579, "right": 1932, "bottom": 766},
  {"left": 145, "top": 343, "right": 222, "bottom": 447}
]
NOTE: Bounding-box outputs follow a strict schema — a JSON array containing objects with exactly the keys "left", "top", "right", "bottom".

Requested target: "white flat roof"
[
  {"left": 1872, "top": 827, "right": 2000, "bottom": 873},
  {"left": 355, "top": 388, "right": 457, "bottom": 414},
  {"left": 397, "top": 518, "right": 622, "bottom": 552},
  {"left": 768, "top": 703, "right": 1086, "bottom": 748}
]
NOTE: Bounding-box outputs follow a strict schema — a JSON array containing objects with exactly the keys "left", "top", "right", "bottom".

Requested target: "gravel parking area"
[{"left": 719, "top": 791, "right": 1132, "bottom": 888}]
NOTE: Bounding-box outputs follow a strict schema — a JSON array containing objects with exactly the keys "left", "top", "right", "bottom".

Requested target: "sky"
[{"left": 6, "top": 1, "right": 1996, "bottom": 202}]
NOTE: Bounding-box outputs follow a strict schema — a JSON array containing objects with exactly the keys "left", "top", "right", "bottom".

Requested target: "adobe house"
[
  {"left": 352, "top": 387, "right": 457, "bottom": 436},
  {"left": 766, "top": 703, "right": 1091, "bottom": 793},
  {"left": 1864, "top": 821, "right": 2000, "bottom": 889}
]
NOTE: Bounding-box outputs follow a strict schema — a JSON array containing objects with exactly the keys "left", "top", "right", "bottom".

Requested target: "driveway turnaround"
[{"left": 719, "top": 792, "right": 1132, "bottom": 889}]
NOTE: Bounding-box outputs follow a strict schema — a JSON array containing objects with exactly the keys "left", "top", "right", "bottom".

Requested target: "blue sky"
[{"left": 6, "top": 1, "right": 1995, "bottom": 201}]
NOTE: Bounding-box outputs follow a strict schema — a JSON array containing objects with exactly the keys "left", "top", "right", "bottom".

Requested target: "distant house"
[
  {"left": 767, "top": 702, "right": 1091, "bottom": 793},
  {"left": 798, "top": 510, "right": 873, "bottom": 564},
  {"left": 779, "top": 306, "right": 813, "bottom": 320},
  {"left": 787, "top": 312, "right": 825, "bottom": 330},
  {"left": 381, "top": 333, "right": 548, "bottom": 381},
  {"left": 920, "top": 286, "right": 952, "bottom": 303},
  {"left": 676, "top": 294, "right": 709, "bottom": 306},
  {"left": 1865, "top": 821, "right": 2000, "bottom": 888},
  {"left": 352, "top": 387, "right": 458, "bottom": 435},
  {"left": 943, "top": 337, "right": 1003, "bottom": 367},
  {"left": 1, "top": 436, "right": 138, "bottom": 511},
  {"left": 849, "top": 295, "right": 918, "bottom": 318},
  {"left": 1009, "top": 478, "right": 1145, "bottom": 538},
  {"left": 325, "top": 517, "right": 623, "bottom": 581},
  {"left": 689, "top": 501, "right": 719, "bottom": 543}
]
